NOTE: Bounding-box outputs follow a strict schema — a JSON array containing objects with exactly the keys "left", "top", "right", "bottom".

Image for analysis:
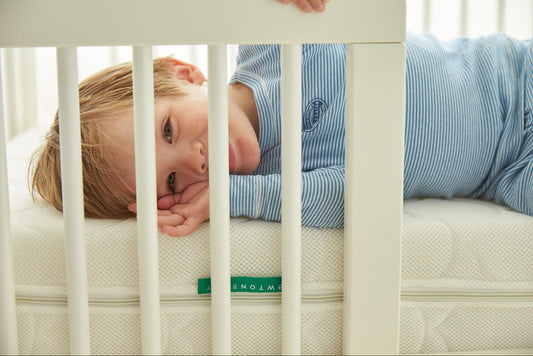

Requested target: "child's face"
[{"left": 103, "top": 82, "right": 261, "bottom": 200}]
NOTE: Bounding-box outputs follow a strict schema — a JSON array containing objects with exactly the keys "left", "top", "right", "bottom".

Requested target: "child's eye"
[
  {"left": 164, "top": 119, "right": 172, "bottom": 143},
  {"left": 168, "top": 172, "right": 176, "bottom": 192}
]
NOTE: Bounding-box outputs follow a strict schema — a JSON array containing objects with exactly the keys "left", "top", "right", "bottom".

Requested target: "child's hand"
[
  {"left": 128, "top": 181, "right": 210, "bottom": 237},
  {"left": 277, "top": 0, "right": 330, "bottom": 13},
  {"left": 159, "top": 181, "right": 210, "bottom": 237}
]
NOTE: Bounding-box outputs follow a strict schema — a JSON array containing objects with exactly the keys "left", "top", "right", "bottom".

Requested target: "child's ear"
[{"left": 167, "top": 58, "right": 206, "bottom": 85}]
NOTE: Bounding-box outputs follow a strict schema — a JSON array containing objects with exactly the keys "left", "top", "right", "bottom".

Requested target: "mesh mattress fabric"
[{"left": 7, "top": 127, "right": 533, "bottom": 354}]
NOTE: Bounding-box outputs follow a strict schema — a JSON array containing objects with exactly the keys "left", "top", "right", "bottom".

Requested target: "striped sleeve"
[{"left": 229, "top": 165, "right": 345, "bottom": 228}]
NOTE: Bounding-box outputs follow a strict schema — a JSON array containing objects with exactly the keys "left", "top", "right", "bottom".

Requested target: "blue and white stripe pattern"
[{"left": 229, "top": 33, "right": 533, "bottom": 228}]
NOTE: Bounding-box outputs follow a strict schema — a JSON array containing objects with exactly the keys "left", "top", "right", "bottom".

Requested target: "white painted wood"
[
  {"left": 0, "top": 0, "right": 406, "bottom": 47},
  {"left": 343, "top": 43, "right": 406, "bottom": 355},
  {"left": 16, "top": 48, "right": 37, "bottom": 133},
  {"left": 460, "top": 0, "right": 470, "bottom": 36},
  {"left": 132, "top": 46, "right": 161, "bottom": 355},
  {"left": 2, "top": 49, "right": 18, "bottom": 138},
  {"left": 1, "top": 48, "right": 37, "bottom": 138},
  {"left": 207, "top": 44, "right": 232, "bottom": 355},
  {"left": 280, "top": 44, "right": 302, "bottom": 355},
  {"left": 109, "top": 46, "right": 120, "bottom": 66},
  {"left": 0, "top": 50, "right": 18, "bottom": 356},
  {"left": 423, "top": 0, "right": 432, "bottom": 33},
  {"left": 56, "top": 47, "right": 91, "bottom": 355},
  {"left": 498, "top": 0, "right": 506, "bottom": 32}
]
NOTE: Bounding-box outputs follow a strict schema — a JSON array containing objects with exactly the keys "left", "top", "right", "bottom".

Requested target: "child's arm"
[
  {"left": 277, "top": 0, "right": 330, "bottom": 13},
  {"left": 146, "top": 165, "right": 345, "bottom": 237},
  {"left": 482, "top": 137, "right": 533, "bottom": 217},
  {"left": 230, "top": 165, "right": 345, "bottom": 228}
]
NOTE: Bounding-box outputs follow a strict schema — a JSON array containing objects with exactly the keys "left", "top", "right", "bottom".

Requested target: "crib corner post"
[
  {"left": 343, "top": 41, "right": 406, "bottom": 355},
  {"left": 0, "top": 47, "right": 19, "bottom": 356}
]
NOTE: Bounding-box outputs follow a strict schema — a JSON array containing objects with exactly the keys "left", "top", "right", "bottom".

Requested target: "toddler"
[{"left": 30, "top": 2, "right": 533, "bottom": 236}]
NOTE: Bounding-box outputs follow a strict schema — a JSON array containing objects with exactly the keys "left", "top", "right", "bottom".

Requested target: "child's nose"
[{"left": 186, "top": 141, "right": 207, "bottom": 175}]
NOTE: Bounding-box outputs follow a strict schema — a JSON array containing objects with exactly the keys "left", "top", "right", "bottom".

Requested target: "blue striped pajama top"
[{"left": 228, "top": 33, "right": 533, "bottom": 228}]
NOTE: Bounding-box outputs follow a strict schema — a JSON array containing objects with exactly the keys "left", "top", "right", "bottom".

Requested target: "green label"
[{"left": 198, "top": 276, "right": 282, "bottom": 295}]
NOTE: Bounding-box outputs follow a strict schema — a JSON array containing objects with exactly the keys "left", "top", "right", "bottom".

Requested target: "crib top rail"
[{"left": 0, "top": 0, "right": 405, "bottom": 47}]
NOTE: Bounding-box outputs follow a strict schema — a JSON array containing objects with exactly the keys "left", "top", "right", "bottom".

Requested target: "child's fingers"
[
  {"left": 169, "top": 204, "right": 190, "bottom": 215},
  {"left": 131, "top": 194, "right": 183, "bottom": 213},
  {"left": 157, "top": 213, "right": 185, "bottom": 228},
  {"left": 160, "top": 225, "right": 183, "bottom": 237},
  {"left": 284, "top": 0, "right": 327, "bottom": 13},
  {"left": 160, "top": 218, "right": 202, "bottom": 237},
  {"left": 130, "top": 200, "right": 180, "bottom": 216},
  {"left": 157, "top": 193, "right": 181, "bottom": 210},
  {"left": 161, "top": 225, "right": 193, "bottom": 237},
  {"left": 307, "top": 0, "right": 326, "bottom": 12},
  {"left": 157, "top": 209, "right": 172, "bottom": 216},
  {"left": 292, "top": 0, "right": 313, "bottom": 12}
]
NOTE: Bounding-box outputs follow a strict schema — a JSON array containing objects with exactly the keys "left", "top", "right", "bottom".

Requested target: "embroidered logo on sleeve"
[{"left": 304, "top": 98, "right": 328, "bottom": 131}]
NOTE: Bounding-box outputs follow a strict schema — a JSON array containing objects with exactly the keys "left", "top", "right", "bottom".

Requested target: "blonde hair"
[{"left": 29, "top": 57, "right": 187, "bottom": 219}]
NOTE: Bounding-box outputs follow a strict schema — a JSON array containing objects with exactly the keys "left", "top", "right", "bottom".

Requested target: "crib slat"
[
  {"left": 460, "top": 0, "right": 470, "bottom": 36},
  {"left": 132, "top": 46, "right": 162, "bottom": 355},
  {"left": 2, "top": 49, "right": 18, "bottom": 138},
  {"left": 343, "top": 43, "right": 405, "bottom": 354},
  {"left": 423, "top": 0, "right": 432, "bottom": 33},
  {"left": 280, "top": 44, "right": 302, "bottom": 355},
  {"left": 56, "top": 47, "right": 91, "bottom": 355},
  {"left": 0, "top": 49, "right": 19, "bottom": 355},
  {"left": 207, "top": 44, "right": 232, "bottom": 355},
  {"left": 498, "top": 0, "right": 506, "bottom": 32},
  {"left": 2, "top": 49, "right": 38, "bottom": 139}
]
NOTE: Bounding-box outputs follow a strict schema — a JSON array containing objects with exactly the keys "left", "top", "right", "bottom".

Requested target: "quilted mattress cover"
[{"left": 7, "top": 127, "right": 533, "bottom": 354}]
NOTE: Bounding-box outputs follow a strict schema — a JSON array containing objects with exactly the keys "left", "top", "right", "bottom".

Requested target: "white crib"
[{"left": 1, "top": 0, "right": 532, "bottom": 355}]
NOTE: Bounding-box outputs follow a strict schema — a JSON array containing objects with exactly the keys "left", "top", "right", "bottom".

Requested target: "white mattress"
[{"left": 7, "top": 127, "right": 533, "bottom": 354}]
